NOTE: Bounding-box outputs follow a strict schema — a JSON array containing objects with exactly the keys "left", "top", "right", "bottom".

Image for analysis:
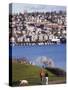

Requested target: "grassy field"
[{"left": 12, "top": 63, "right": 66, "bottom": 86}]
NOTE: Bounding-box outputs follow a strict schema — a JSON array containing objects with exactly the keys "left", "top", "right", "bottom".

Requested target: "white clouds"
[{"left": 35, "top": 56, "right": 55, "bottom": 68}]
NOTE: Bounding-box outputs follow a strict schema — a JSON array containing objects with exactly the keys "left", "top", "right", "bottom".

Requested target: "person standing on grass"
[
  {"left": 45, "top": 71, "right": 48, "bottom": 85},
  {"left": 40, "top": 68, "right": 45, "bottom": 84}
]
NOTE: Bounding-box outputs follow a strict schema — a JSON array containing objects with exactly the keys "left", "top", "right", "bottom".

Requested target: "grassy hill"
[{"left": 12, "top": 63, "right": 66, "bottom": 86}]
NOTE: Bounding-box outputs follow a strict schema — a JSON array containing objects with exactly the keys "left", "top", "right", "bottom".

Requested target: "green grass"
[{"left": 12, "top": 63, "right": 66, "bottom": 86}]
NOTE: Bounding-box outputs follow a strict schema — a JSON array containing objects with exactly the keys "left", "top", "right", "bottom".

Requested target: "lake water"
[{"left": 11, "top": 44, "right": 66, "bottom": 70}]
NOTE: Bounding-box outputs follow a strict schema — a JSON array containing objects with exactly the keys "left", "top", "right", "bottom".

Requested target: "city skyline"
[{"left": 11, "top": 3, "right": 66, "bottom": 14}]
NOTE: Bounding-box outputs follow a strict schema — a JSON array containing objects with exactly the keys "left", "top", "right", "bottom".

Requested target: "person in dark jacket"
[{"left": 45, "top": 71, "right": 48, "bottom": 85}]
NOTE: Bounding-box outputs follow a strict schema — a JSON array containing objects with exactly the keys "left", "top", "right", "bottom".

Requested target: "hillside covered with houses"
[{"left": 9, "top": 10, "right": 66, "bottom": 46}]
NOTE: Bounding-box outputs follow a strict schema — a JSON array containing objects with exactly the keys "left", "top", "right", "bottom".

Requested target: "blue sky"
[
  {"left": 12, "top": 44, "right": 66, "bottom": 70},
  {"left": 11, "top": 3, "right": 66, "bottom": 14}
]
